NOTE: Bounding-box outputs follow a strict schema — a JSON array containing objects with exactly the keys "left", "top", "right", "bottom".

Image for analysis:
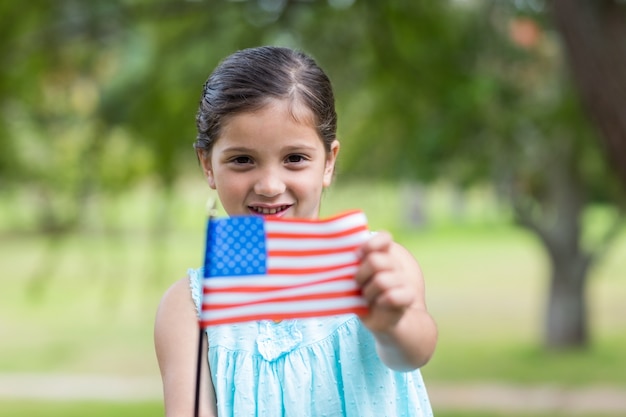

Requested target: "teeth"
[{"left": 252, "top": 206, "right": 286, "bottom": 214}]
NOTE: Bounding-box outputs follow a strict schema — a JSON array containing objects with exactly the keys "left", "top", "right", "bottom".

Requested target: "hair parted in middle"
[{"left": 195, "top": 46, "right": 337, "bottom": 154}]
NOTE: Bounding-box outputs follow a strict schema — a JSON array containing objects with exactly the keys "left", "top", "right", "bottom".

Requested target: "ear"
[
  {"left": 323, "top": 140, "right": 340, "bottom": 188},
  {"left": 197, "top": 149, "right": 216, "bottom": 189}
]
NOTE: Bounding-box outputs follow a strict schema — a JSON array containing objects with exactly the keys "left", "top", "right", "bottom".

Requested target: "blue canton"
[{"left": 204, "top": 216, "right": 267, "bottom": 278}]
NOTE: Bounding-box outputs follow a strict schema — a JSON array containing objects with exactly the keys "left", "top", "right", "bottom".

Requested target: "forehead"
[
  {"left": 221, "top": 98, "right": 317, "bottom": 135},
  {"left": 214, "top": 99, "right": 323, "bottom": 151},
  {"left": 231, "top": 97, "right": 315, "bottom": 126}
]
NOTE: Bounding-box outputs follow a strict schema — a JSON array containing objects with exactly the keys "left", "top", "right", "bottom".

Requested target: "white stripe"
[
  {"left": 204, "top": 279, "right": 361, "bottom": 305},
  {"left": 268, "top": 251, "right": 358, "bottom": 270},
  {"left": 201, "top": 296, "right": 366, "bottom": 323},
  {"left": 203, "top": 265, "right": 358, "bottom": 289},
  {"left": 266, "top": 230, "right": 370, "bottom": 251}
]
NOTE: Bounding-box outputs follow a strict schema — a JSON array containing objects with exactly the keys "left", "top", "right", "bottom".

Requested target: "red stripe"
[
  {"left": 268, "top": 261, "right": 358, "bottom": 275},
  {"left": 266, "top": 224, "right": 368, "bottom": 240},
  {"left": 268, "top": 245, "right": 359, "bottom": 257}
]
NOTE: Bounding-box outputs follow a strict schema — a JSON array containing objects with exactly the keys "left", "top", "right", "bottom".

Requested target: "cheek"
[
  {"left": 292, "top": 171, "right": 325, "bottom": 197},
  {"left": 214, "top": 174, "right": 247, "bottom": 198}
]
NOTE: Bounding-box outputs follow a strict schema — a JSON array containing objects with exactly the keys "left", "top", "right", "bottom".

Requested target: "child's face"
[{"left": 199, "top": 99, "right": 339, "bottom": 219}]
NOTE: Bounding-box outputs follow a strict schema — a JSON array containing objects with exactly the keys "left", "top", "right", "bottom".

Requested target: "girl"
[{"left": 154, "top": 46, "right": 438, "bottom": 417}]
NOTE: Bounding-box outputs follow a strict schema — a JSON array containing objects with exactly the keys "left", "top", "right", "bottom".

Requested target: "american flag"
[{"left": 200, "top": 210, "right": 370, "bottom": 327}]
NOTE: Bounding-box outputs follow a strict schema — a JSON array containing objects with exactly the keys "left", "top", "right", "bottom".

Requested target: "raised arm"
[
  {"left": 354, "top": 232, "right": 438, "bottom": 372},
  {"left": 154, "top": 277, "right": 217, "bottom": 417}
]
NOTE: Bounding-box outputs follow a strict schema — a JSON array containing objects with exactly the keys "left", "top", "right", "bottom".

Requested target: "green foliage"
[
  {"left": 0, "top": 0, "right": 624, "bottom": 353},
  {"left": 334, "top": 2, "right": 494, "bottom": 183},
  {"left": 1, "top": 0, "right": 622, "bottom": 229}
]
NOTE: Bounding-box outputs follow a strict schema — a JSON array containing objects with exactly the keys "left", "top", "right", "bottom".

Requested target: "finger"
[
  {"left": 360, "top": 272, "right": 404, "bottom": 305},
  {"left": 374, "top": 285, "right": 416, "bottom": 309},
  {"left": 359, "top": 271, "right": 388, "bottom": 304},
  {"left": 353, "top": 251, "right": 393, "bottom": 286},
  {"left": 358, "top": 231, "right": 393, "bottom": 258}
]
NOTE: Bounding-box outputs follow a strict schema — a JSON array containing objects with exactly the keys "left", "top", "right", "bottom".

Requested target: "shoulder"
[
  {"left": 155, "top": 276, "right": 198, "bottom": 336},
  {"left": 161, "top": 276, "right": 195, "bottom": 308},
  {"left": 154, "top": 276, "right": 201, "bottom": 372}
]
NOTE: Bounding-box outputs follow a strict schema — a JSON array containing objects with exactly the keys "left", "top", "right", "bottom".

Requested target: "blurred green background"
[{"left": 1, "top": 0, "right": 625, "bottom": 416}]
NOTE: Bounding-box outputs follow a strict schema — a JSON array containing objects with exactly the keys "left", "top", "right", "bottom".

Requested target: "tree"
[
  {"left": 314, "top": 0, "right": 625, "bottom": 349},
  {"left": 2, "top": 0, "right": 623, "bottom": 348},
  {"left": 491, "top": 1, "right": 626, "bottom": 349},
  {"left": 550, "top": 0, "right": 626, "bottom": 191}
]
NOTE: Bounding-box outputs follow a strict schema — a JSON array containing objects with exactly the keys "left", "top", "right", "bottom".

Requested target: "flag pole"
[
  {"left": 194, "top": 324, "right": 204, "bottom": 417},
  {"left": 195, "top": 198, "right": 218, "bottom": 417}
]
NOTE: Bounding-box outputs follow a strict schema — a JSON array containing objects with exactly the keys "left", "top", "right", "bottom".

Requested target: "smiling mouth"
[{"left": 249, "top": 205, "right": 291, "bottom": 215}]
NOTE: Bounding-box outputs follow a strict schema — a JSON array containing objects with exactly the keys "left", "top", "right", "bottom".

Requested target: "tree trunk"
[
  {"left": 540, "top": 177, "right": 593, "bottom": 349},
  {"left": 510, "top": 143, "right": 593, "bottom": 349},
  {"left": 549, "top": 0, "right": 626, "bottom": 190},
  {"left": 545, "top": 243, "right": 591, "bottom": 349}
]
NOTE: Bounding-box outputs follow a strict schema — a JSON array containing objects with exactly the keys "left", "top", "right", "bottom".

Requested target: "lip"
[{"left": 247, "top": 204, "right": 293, "bottom": 218}]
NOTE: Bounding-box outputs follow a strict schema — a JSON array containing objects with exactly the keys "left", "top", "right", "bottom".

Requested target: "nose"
[{"left": 253, "top": 168, "right": 286, "bottom": 197}]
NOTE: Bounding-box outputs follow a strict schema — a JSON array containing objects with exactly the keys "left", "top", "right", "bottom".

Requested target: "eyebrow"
[
  {"left": 220, "top": 144, "right": 320, "bottom": 154},
  {"left": 282, "top": 144, "right": 320, "bottom": 153},
  {"left": 220, "top": 146, "right": 254, "bottom": 154}
]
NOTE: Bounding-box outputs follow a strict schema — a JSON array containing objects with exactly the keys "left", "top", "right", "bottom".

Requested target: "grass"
[
  {"left": 0, "top": 179, "right": 625, "bottom": 390},
  {"left": 0, "top": 400, "right": 620, "bottom": 417},
  {"left": 433, "top": 414, "right": 621, "bottom": 417}
]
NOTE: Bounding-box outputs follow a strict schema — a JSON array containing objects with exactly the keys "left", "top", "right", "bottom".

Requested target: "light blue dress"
[{"left": 189, "top": 268, "right": 433, "bottom": 417}]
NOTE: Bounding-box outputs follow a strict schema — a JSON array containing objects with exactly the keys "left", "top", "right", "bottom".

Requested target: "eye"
[
  {"left": 285, "top": 154, "right": 307, "bottom": 164},
  {"left": 231, "top": 156, "right": 252, "bottom": 165}
]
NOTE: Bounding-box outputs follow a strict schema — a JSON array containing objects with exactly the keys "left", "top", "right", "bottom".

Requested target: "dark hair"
[{"left": 194, "top": 46, "right": 337, "bottom": 153}]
